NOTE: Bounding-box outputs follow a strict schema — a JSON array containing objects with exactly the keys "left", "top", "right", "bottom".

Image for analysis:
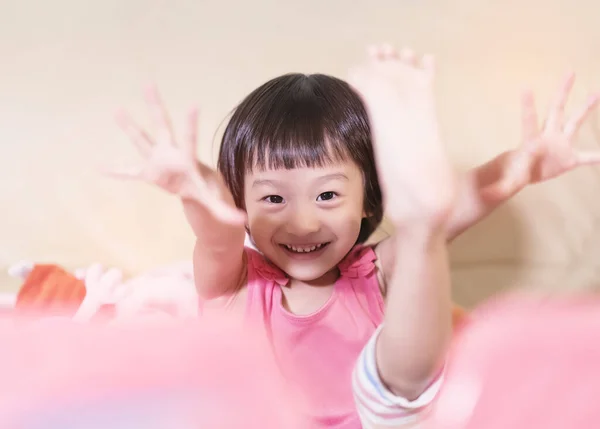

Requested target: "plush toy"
[
  {"left": 8, "top": 260, "right": 198, "bottom": 322},
  {"left": 11, "top": 262, "right": 86, "bottom": 317},
  {"left": 9, "top": 259, "right": 467, "bottom": 327}
]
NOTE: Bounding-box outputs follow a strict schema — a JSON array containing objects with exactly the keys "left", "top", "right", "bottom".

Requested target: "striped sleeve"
[{"left": 352, "top": 325, "right": 443, "bottom": 428}]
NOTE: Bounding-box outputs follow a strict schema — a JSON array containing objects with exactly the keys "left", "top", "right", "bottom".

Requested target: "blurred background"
[{"left": 2, "top": 0, "right": 600, "bottom": 307}]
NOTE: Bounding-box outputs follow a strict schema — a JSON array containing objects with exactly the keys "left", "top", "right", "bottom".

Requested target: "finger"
[
  {"left": 379, "top": 43, "right": 397, "bottom": 59},
  {"left": 84, "top": 264, "right": 105, "bottom": 290},
  {"left": 72, "top": 300, "right": 101, "bottom": 322},
  {"left": 97, "top": 268, "right": 123, "bottom": 295},
  {"left": 545, "top": 72, "right": 576, "bottom": 132},
  {"left": 115, "top": 110, "right": 153, "bottom": 156},
  {"left": 491, "top": 150, "right": 533, "bottom": 197},
  {"left": 480, "top": 181, "right": 513, "bottom": 203},
  {"left": 575, "top": 150, "right": 600, "bottom": 165},
  {"left": 187, "top": 183, "right": 246, "bottom": 225},
  {"left": 521, "top": 90, "right": 539, "bottom": 143},
  {"left": 564, "top": 93, "right": 600, "bottom": 138},
  {"left": 483, "top": 167, "right": 525, "bottom": 201},
  {"left": 482, "top": 175, "right": 525, "bottom": 202},
  {"left": 209, "top": 201, "right": 247, "bottom": 226},
  {"left": 144, "top": 84, "right": 175, "bottom": 146},
  {"left": 183, "top": 107, "right": 199, "bottom": 160},
  {"left": 111, "top": 284, "right": 131, "bottom": 303},
  {"left": 399, "top": 47, "right": 416, "bottom": 65}
]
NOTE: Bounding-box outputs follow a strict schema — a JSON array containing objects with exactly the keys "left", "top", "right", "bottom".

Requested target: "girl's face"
[{"left": 244, "top": 161, "right": 366, "bottom": 283}]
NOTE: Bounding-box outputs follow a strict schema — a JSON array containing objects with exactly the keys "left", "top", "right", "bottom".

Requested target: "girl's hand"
[
  {"left": 348, "top": 45, "right": 456, "bottom": 227},
  {"left": 107, "top": 86, "right": 245, "bottom": 226},
  {"left": 482, "top": 73, "right": 600, "bottom": 201}
]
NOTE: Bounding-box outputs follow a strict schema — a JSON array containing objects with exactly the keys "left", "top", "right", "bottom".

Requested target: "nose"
[{"left": 285, "top": 204, "right": 321, "bottom": 236}]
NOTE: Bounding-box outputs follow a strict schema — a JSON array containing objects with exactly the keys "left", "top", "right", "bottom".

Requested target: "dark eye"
[
  {"left": 317, "top": 192, "right": 337, "bottom": 201},
  {"left": 264, "top": 195, "right": 284, "bottom": 204}
]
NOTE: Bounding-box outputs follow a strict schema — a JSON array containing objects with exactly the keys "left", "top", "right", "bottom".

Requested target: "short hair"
[{"left": 217, "top": 73, "right": 383, "bottom": 243}]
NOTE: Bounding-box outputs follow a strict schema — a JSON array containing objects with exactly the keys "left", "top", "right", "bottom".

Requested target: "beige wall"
[{"left": 2, "top": 0, "right": 600, "bottom": 306}]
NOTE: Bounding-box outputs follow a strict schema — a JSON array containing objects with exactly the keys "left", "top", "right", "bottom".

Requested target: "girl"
[{"left": 110, "top": 43, "right": 600, "bottom": 428}]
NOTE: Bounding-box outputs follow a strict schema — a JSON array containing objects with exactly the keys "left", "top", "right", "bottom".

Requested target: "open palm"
[
  {"left": 485, "top": 73, "right": 600, "bottom": 199},
  {"left": 349, "top": 45, "right": 456, "bottom": 225},
  {"left": 108, "top": 87, "right": 245, "bottom": 225}
]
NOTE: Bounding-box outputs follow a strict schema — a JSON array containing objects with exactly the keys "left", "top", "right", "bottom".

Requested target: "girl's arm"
[
  {"left": 355, "top": 229, "right": 449, "bottom": 429},
  {"left": 182, "top": 170, "right": 246, "bottom": 300},
  {"left": 375, "top": 227, "right": 451, "bottom": 399},
  {"left": 349, "top": 44, "right": 455, "bottom": 414},
  {"left": 447, "top": 73, "right": 600, "bottom": 242},
  {"left": 376, "top": 73, "right": 600, "bottom": 290},
  {"left": 108, "top": 87, "right": 246, "bottom": 300}
]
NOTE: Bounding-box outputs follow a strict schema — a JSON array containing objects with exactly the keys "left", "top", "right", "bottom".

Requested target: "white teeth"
[{"left": 284, "top": 243, "right": 326, "bottom": 253}]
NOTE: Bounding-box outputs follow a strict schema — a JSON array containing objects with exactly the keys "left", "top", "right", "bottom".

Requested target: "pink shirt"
[{"left": 244, "top": 245, "right": 384, "bottom": 429}]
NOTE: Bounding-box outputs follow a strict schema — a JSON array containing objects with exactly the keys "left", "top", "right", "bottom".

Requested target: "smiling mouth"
[{"left": 280, "top": 242, "right": 330, "bottom": 254}]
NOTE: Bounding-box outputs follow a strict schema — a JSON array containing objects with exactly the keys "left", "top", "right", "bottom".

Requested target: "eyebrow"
[
  {"left": 251, "top": 173, "right": 349, "bottom": 189},
  {"left": 315, "top": 173, "right": 349, "bottom": 184},
  {"left": 251, "top": 179, "right": 281, "bottom": 189}
]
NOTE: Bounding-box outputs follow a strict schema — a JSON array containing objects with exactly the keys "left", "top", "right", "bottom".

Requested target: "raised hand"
[
  {"left": 108, "top": 86, "right": 245, "bottom": 225},
  {"left": 482, "top": 73, "right": 600, "bottom": 200},
  {"left": 348, "top": 44, "right": 456, "bottom": 227}
]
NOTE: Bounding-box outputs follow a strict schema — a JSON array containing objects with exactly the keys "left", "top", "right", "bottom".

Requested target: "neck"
[{"left": 288, "top": 267, "right": 340, "bottom": 289}]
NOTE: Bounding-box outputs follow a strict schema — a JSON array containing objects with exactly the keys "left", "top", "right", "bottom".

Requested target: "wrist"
[
  {"left": 391, "top": 204, "right": 453, "bottom": 236},
  {"left": 392, "top": 222, "right": 448, "bottom": 253}
]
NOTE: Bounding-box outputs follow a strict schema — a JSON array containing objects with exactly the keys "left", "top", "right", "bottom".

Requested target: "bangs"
[
  {"left": 248, "top": 117, "right": 352, "bottom": 173},
  {"left": 218, "top": 73, "right": 383, "bottom": 243},
  {"left": 243, "top": 78, "right": 353, "bottom": 173}
]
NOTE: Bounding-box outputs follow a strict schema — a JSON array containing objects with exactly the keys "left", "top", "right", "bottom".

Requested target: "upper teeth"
[{"left": 285, "top": 243, "right": 325, "bottom": 253}]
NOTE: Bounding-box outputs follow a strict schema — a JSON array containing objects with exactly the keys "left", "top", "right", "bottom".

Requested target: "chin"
[
  {"left": 274, "top": 248, "right": 346, "bottom": 284},
  {"left": 258, "top": 240, "right": 354, "bottom": 283},
  {"left": 281, "top": 265, "right": 334, "bottom": 283}
]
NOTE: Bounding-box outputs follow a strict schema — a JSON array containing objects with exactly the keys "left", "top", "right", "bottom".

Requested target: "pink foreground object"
[
  {"left": 0, "top": 295, "right": 599, "bottom": 428},
  {"left": 427, "top": 295, "right": 600, "bottom": 429},
  {"left": 0, "top": 315, "right": 304, "bottom": 429}
]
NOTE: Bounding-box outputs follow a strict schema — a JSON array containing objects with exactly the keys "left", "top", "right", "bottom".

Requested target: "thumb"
[
  {"left": 185, "top": 183, "right": 247, "bottom": 226},
  {"left": 480, "top": 180, "right": 518, "bottom": 203},
  {"left": 485, "top": 150, "right": 533, "bottom": 200},
  {"left": 208, "top": 200, "right": 247, "bottom": 226}
]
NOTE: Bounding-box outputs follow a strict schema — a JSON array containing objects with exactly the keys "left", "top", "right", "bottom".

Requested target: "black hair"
[{"left": 217, "top": 73, "right": 382, "bottom": 243}]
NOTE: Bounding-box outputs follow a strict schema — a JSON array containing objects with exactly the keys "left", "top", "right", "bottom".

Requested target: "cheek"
[
  {"left": 348, "top": 192, "right": 367, "bottom": 236},
  {"left": 329, "top": 203, "right": 364, "bottom": 237},
  {"left": 248, "top": 217, "right": 277, "bottom": 241},
  {"left": 350, "top": 188, "right": 367, "bottom": 222},
  {"left": 245, "top": 203, "right": 279, "bottom": 242},
  {"left": 334, "top": 219, "right": 362, "bottom": 244}
]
